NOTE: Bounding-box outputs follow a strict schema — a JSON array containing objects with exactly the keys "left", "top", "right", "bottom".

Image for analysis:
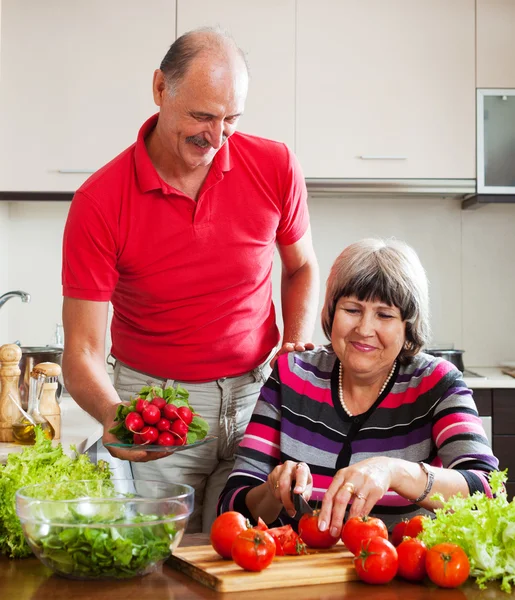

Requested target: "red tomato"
[
  {"left": 391, "top": 520, "right": 408, "bottom": 546},
  {"left": 341, "top": 515, "right": 388, "bottom": 556},
  {"left": 354, "top": 536, "right": 398, "bottom": 585},
  {"left": 255, "top": 517, "right": 268, "bottom": 531},
  {"left": 298, "top": 512, "right": 339, "bottom": 549},
  {"left": 268, "top": 524, "right": 307, "bottom": 556},
  {"left": 397, "top": 538, "right": 427, "bottom": 582},
  {"left": 404, "top": 514, "right": 426, "bottom": 539},
  {"left": 210, "top": 511, "right": 248, "bottom": 559},
  {"left": 425, "top": 543, "right": 470, "bottom": 588},
  {"left": 231, "top": 528, "right": 276, "bottom": 571}
]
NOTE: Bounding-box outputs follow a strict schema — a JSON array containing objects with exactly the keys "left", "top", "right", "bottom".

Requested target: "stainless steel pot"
[
  {"left": 18, "top": 346, "right": 63, "bottom": 408},
  {"left": 425, "top": 348, "right": 465, "bottom": 372}
]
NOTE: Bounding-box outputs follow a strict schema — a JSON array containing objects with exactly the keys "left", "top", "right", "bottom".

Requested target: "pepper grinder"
[
  {"left": 32, "top": 362, "right": 62, "bottom": 439},
  {"left": 0, "top": 343, "right": 23, "bottom": 442}
]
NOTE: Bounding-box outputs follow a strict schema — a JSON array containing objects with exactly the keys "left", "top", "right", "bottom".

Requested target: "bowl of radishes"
[{"left": 107, "top": 384, "right": 215, "bottom": 452}]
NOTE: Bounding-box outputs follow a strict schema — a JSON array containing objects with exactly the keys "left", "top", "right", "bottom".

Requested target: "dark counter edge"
[{"left": 0, "top": 192, "right": 73, "bottom": 201}]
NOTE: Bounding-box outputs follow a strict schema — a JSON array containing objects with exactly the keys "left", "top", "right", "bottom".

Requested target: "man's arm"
[
  {"left": 276, "top": 226, "right": 320, "bottom": 357},
  {"left": 62, "top": 297, "right": 163, "bottom": 461}
]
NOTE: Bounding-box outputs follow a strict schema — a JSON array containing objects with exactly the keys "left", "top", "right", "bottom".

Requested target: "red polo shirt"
[{"left": 62, "top": 114, "right": 309, "bottom": 381}]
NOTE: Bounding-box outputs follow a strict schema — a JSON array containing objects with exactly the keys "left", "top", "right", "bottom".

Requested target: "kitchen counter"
[
  {"left": 0, "top": 395, "right": 102, "bottom": 464},
  {"left": 0, "top": 533, "right": 505, "bottom": 600},
  {"left": 464, "top": 367, "right": 515, "bottom": 389}
]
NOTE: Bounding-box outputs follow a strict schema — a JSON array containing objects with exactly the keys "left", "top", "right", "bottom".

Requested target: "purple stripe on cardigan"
[
  {"left": 293, "top": 356, "right": 331, "bottom": 380},
  {"left": 451, "top": 453, "right": 499, "bottom": 467},
  {"left": 281, "top": 418, "right": 344, "bottom": 454},
  {"left": 395, "top": 365, "right": 432, "bottom": 383},
  {"left": 259, "top": 385, "right": 281, "bottom": 410},
  {"left": 352, "top": 423, "right": 432, "bottom": 454}
]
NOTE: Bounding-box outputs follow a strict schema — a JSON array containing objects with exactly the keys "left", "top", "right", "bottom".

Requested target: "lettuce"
[
  {"left": 420, "top": 470, "right": 515, "bottom": 593},
  {"left": 0, "top": 428, "right": 111, "bottom": 558}
]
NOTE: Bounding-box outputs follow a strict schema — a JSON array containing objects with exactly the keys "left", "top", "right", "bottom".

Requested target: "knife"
[{"left": 290, "top": 480, "right": 314, "bottom": 516}]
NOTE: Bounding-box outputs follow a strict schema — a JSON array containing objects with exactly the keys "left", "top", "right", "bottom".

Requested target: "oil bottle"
[{"left": 12, "top": 367, "right": 55, "bottom": 444}]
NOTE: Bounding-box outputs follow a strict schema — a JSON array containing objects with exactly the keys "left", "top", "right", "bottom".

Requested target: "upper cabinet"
[
  {"left": 0, "top": 1, "right": 176, "bottom": 192},
  {"left": 176, "top": 0, "right": 296, "bottom": 149},
  {"left": 477, "top": 0, "right": 515, "bottom": 88},
  {"left": 296, "top": 0, "right": 476, "bottom": 179}
]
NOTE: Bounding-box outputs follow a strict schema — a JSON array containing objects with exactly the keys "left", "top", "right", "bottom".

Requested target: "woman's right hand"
[{"left": 267, "top": 460, "right": 313, "bottom": 517}]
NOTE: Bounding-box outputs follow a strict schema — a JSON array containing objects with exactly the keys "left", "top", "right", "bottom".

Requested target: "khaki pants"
[{"left": 113, "top": 357, "right": 272, "bottom": 533}]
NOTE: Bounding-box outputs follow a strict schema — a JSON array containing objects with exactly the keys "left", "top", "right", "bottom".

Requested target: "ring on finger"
[
  {"left": 343, "top": 482, "right": 355, "bottom": 495},
  {"left": 296, "top": 461, "right": 307, "bottom": 470},
  {"left": 355, "top": 492, "right": 366, "bottom": 500},
  {"left": 274, "top": 481, "right": 280, "bottom": 490}
]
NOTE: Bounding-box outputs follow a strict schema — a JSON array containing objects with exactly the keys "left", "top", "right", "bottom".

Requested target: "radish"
[
  {"left": 163, "top": 403, "right": 179, "bottom": 421},
  {"left": 157, "top": 431, "right": 175, "bottom": 446},
  {"left": 141, "top": 404, "right": 161, "bottom": 425},
  {"left": 173, "top": 434, "right": 186, "bottom": 446},
  {"left": 135, "top": 398, "right": 148, "bottom": 413},
  {"left": 171, "top": 419, "right": 188, "bottom": 437},
  {"left": 139, "top": 426, "right": 159, "bottom": 444},
  {"left": 151, "top": 397, "right": 166, "bottom": 411},
  {"left": 125, "top": 412, "right": 144, "bottom": 433},
  {"left": 177, "top": 406, "right": 193, "bottom": 425},
  {"left": 133, "top": 432, "right": 144, "bottom": 444},
  {"left": 157, "top": 418, "right": 171, "bottom": 432}
]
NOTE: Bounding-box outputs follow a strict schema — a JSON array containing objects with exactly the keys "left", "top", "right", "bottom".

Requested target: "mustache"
[{"left": 186, "top": 134, "right": 227, "bottom": 148}]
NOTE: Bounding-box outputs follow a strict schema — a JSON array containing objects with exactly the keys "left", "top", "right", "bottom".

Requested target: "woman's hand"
[
  {"left": 318, "top": 457, "right": 394, "bottom": 538},
  {"left": 267, "top": 460, "right": 313, "bottom": 517}
]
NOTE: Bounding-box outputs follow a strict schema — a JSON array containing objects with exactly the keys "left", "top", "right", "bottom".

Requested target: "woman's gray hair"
[{"left": 321, "top": 238, "right": 431, "bottom": 363}]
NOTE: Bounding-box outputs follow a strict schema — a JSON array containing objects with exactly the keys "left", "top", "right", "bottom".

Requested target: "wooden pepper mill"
[
  {"left": 32, "top": 362, "right": 62, "bottom": 440},
  {"left": 0, "top": 343, "right": 23, "bottom": 443}
]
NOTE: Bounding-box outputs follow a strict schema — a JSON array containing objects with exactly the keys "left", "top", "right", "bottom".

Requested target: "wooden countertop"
[{"left": 0, "top": 534, "right": 505, "bottom": 600}]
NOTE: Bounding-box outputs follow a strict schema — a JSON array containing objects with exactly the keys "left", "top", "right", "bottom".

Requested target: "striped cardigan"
[{"left": 218, "top": 346, "right": 499, "bottom": 530}]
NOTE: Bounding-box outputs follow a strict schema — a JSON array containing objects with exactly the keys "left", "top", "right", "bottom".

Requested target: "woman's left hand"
[{"left": 318, "top": 457, "right": 394, "bottom": 538}]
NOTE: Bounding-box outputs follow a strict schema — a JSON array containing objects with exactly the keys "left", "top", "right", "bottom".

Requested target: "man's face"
[{"left": 152, "top": 56, "right": 248, "bottom": 171}]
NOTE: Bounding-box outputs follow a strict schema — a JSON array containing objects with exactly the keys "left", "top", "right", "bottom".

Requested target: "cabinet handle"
[
  {"left": 358, "top": 155, "right": 407, "bottom": 160},
  {"left": 57, "top": 169, "right": 96, "bottom": 174}
]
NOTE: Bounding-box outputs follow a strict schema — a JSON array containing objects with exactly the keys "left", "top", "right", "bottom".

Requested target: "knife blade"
[{"left": 290, "top": 480, "right": 314, "bottom": 516}]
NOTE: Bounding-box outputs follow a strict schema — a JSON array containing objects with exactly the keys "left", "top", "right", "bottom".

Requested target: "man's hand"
[{"left": 270, "top": 341, "right": 316, "bottom": 367}]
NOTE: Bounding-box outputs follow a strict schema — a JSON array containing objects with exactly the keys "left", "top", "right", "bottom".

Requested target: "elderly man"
[{"left": 62, "top": 28, "right": 319, "bottom": 532}]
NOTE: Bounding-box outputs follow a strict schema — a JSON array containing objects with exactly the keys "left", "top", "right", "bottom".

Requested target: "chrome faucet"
[{"left": 0, "top": 290, "right": 31, "bottom": 309}]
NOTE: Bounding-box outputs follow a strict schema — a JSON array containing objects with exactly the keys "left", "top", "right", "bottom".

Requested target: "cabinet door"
[
  {"left": 0, "top": 1, "right": 176, "bottom": 192},
  {"left": 176, "top": 0, "right": 295, "bottom": 148},
  {"left": 296, "top": 0, "right": 475, "bottom": 179},
  {"left": 477, "top": 0, "right": 515, "bottom": 88}
]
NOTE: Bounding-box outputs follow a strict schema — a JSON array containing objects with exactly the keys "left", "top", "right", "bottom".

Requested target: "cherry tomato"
[
  {"left": 210, "top": 511, "right": 248, "bottom": 559},
  {"left": 404, "top": 514, "right": 426, "bottom": 539},
  {"left": 425, "top": 543, "right": 470, "bottom": 588},
  {"left": 397, "top": 538, "right": 427, "bottom": 582},
  {"left": 391, "top": 520, "right": 408, "bottom": 546},
  {"left": 298, "top": 511, "right": 339, "bottom": 549},
  {"left": 354, "top": 536, "right": 398, "bottom": 585},
  {"left": 341, "top": 515, "right": 388, "bottom": 556},
  {"left": 231, "top": 528, "right": 276, "bottom": 571}
]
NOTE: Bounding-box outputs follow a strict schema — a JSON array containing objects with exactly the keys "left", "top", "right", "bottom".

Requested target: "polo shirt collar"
[{"left": 134, "top": 113, "right": 234, "bottom": 194}]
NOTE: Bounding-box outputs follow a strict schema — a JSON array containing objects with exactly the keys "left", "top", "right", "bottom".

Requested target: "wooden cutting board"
[{"left": 167, "top": 544, "right": 357, "bottom": 592}]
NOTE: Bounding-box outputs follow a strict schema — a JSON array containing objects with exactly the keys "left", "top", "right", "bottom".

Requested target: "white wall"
[{"left": 2, "top": 196, "right": 514, "bottom": 368}]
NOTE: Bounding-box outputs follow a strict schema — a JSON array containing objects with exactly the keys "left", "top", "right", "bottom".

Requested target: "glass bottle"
[{"left": 12, "top": 369, "right": 55, "bottom": 444}]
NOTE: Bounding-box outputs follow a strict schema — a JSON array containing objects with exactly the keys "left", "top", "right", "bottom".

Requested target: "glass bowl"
[{"left": 15, "top": 479, "right": 194, "bottom": 579}]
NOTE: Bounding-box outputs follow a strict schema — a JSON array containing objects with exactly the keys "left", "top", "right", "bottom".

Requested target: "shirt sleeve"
[
  {"left": 432, "top": 379, "right": 499, "bottom": 497},
  {"left": 62, "top": 190, "right": 119, "bottom": 301},
  {"left": 276, "top": 145, "right": 309, "bottom": 247}
]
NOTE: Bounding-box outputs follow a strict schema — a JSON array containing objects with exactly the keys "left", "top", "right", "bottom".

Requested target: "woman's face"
[{"left": 331, "top": 296, "right": 406, "bottom": 377}]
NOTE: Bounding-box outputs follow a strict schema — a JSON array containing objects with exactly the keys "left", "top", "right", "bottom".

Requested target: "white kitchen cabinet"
[
  {"left": 477, "top": 0, "right": 515, "bottom": 88},
  {"left": 0, "top": 1, "right": 176, "bottom": 192},
  {"left": 176, "top": 0, "right": 295, "bottom": 148},
  {"left": 296, "top": 0, "right": 476, "bottom": 179}
]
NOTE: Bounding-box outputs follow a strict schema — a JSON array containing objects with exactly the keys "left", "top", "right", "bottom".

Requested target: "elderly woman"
[{"left": 218, "top": 238, "right": 499, "bottom": 537}]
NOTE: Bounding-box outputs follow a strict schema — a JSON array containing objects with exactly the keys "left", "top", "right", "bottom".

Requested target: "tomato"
[
  {"left": 425, "top": 543, "right": 470, "bottom": 588},
  {"left": 255, "top": 517, "right": 268, "bottom": 531},
  {"left": 353, "top": 536, "right": 398, "bottom": 585},
  {"left": 268, "top": 524, "right": 307, "bottom": 556},
  {"left": 231, "top": 528, "right": 276, "bottom": 571},
  {"left": 390, "top": 520, "right": 408, "bottom": 546},
  {"left": 404, "top": 514, "right": 426, "bottom": 539},
  {"left": 210, "top": 511, "right": 248, "bottom": 559},
  {"left": 341, "top": 515, "right": 388, "bottom": 556},
  {"left": 298, "top": 512, "right": 339, "bottom": 549},
  {"left": 397, "top": 538, "right": 427, "bottom": 582}
]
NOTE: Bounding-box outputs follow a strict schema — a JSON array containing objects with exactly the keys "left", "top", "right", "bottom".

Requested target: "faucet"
[{"left": 0, "top": 290, "right": 31, "bottom": 309}]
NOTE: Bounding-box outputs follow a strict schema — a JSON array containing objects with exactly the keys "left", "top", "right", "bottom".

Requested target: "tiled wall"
[{"left": 1, "top": 196, "right": 514, "bottom": 367}]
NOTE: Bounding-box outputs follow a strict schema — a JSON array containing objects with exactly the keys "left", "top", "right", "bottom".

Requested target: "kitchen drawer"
[
  {"left": 472, "top": 389, "right": 492, "bottom": 416},
  {"left": 493, "top": 390, "right": 515, "bottom": 434},
  {"left": 492, "top": 435, "right": 515, "bottom": 476}
]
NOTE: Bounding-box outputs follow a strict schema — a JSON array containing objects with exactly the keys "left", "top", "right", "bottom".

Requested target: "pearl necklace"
[{"left": 338, "top": 360, "right": 397, "bottom": 418}]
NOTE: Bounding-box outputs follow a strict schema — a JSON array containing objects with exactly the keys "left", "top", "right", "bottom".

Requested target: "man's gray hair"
[
  {"left": 159, "top": 27, "right": 249, "bottom": 94},
  {"left": 321, "top": 238, "right": 431, "bottom": 363}
]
